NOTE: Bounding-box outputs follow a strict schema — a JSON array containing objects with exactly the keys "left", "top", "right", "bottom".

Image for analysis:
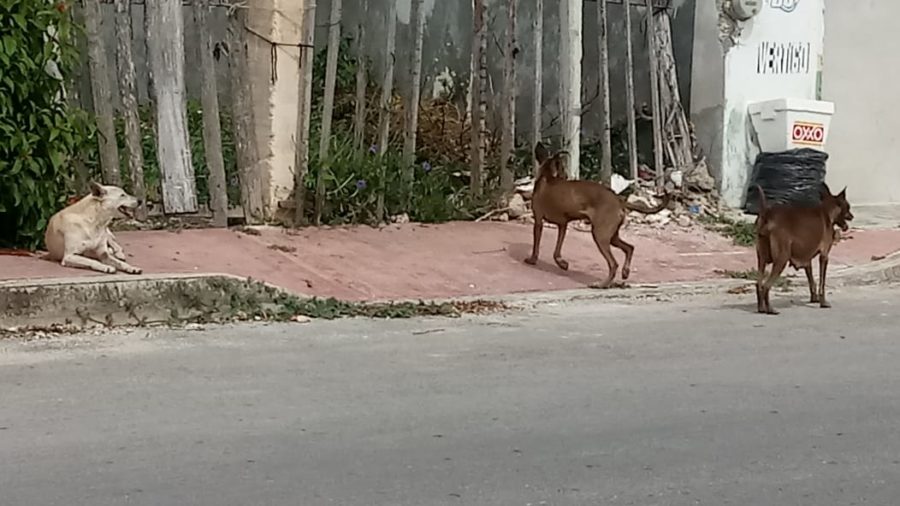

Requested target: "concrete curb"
[
  {"left": 0, "top": 273, "right": 302, "bottom": 329},
  {"left": 829, "top": 251, "right": 900, "bottom": 286},
  {"left": 3, "top": 253, "right": 898, "bottom": 328}
]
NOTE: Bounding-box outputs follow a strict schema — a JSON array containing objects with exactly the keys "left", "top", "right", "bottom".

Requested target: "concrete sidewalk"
[{"left": 2, "top": 222, "right": 898, "bottom": 301}]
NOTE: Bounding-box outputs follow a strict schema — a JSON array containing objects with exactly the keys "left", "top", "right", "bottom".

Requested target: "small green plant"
[
  {"left": 700, "top": 214, "right": 756, "bottom": 247},
  {"left": 0, "top": 0, "right": 96, "bottom": 248},
  {"left": 165, "top": 278, "right": 507, "bottom": 323},
  {"left": 718, "top": 268, "right": 791, "bottom": 290},
  {"left": 305, "top": 132, "right": 492, "bottom": 225}
]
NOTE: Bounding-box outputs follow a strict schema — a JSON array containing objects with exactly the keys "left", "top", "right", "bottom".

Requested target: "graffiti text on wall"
[
  {"left": 768, "top": 0, "right": 800, "bottom": 13},
  {"left": 757, "top": 42, "right": 811, "bottom": 75}
]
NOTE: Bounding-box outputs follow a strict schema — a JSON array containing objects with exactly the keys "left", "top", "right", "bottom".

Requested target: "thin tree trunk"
[
  {"left": 645, "top": 0, "right": 664, "bottom": 190},
  {"left": 228, "top": 5, "right": 263, "bottom": 223},
  {"left": 470, "top": 0, "right": 486, "bottom": 196},
  {"left": 315, "top": 0, "right": 343, "bottom": 225},
  {"left": 114, "top": 0, "right": 147, "bottom": 220},
  {"left": 83, "top": 0, "right": 121, "bottom": 186},
  {"left": 402, "top": 0, "right": 426, "bottom": 175},
  {"left": 143, "top": 0, "right": 154, "bottom": 104},
  {"left": 146, "top": 0, "right": 197, "bottom": 213},
  {"left": 562, "top": 0, "right": 582, "bottom": 180},
  {"left": 293, "top": 0, "right": 317, "bottom": 226},
  {"left": 375, "top": 0, "right": 397, "bottom": 221},
  {"left": 499, "top": 0, "right": 517, "bottom": 192},
  {"left": 597, "top": 0, "right": 612, "bottom": 184},
  {"left": 623, "top": 1, "right": 638, "bottom": 180},
  {"left": 558, "top": 0, "right": 568, "bottom": 147},
  {"left": 531, "top": 0, "right": 542, "bottom": 176},
  {"left": 193, "top": 0, "right": 228, "bottom": 227},
  {"left": 352, "top": 0, "right": 368, "bottom": 154},
  {"left": 68, "top": 2, "right": 90, "bottom": 195}
]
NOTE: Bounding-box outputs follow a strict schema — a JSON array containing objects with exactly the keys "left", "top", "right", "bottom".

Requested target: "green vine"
[{"left": 0, "top": 0, "right": 95, "bottom": 249}]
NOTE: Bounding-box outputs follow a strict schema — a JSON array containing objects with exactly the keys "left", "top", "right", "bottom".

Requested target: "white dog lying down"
[{"left": 44, "top": 182, "right": 143, "bottom": 274}]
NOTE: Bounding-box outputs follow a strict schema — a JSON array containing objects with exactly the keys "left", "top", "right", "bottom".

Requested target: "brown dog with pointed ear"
[
  {"left": 755, "top": 183, "right": 854, "bottom": 315},
  {"left": 525, "top": 142, "right": 670, "bottom": 288}
]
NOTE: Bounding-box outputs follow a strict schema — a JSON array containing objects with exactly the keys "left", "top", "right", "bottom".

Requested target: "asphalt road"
[{"left": 2, "top": 286, "right": 900, "bottom": 505}]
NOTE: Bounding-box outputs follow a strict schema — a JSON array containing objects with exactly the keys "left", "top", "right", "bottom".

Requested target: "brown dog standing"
[
  {"left": 755, "top": 183, "right": 854, "bottom": 314},
  {"left": 525, "top": 142, "right": 670, "bottom": 288}
]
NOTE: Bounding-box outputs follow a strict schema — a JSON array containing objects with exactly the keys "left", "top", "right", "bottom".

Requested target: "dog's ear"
[
  {"left": 89, "top": 182, "right": 106, "bottom": 198},
  {"left": 534, "top": 142, "right": 550, "bottom": 164},
  {"left": 838, "top": 186, "right": 847, "bottom": 199}
]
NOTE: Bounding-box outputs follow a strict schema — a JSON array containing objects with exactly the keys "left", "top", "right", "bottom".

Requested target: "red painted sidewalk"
[{"left": 1, "top": 222, "right": 898, "bottom": 301}]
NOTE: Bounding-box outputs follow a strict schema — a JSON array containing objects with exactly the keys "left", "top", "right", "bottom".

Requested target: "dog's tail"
[
  {"left": 624, "top": 192, "right": 670, "bottom": 214},
  {"left": 756, "top": 184, "right": 768, "bottom": 218}
]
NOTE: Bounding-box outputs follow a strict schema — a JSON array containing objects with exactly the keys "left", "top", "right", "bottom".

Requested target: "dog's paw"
[
  {"left": 621, "top": 267, "right": 631, "bottom": 280},
  {"left": 125, "top": 267, "right": 143, "bottom": 275},
  {"left": 101, "top": 265, "right": 116, "bottom": 274},
  {"left": 819, "top": 301, "right": 832, "bottom": 309},
  {"left": 524, "top": 257, "right": 537, "bottom": 266},
  {"left": 554, "top": 258, "right": 569, "bottom": 271}
]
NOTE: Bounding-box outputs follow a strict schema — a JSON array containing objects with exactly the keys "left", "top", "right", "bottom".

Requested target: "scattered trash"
[{"left": 610, "top": 173, "right": 634, "bottom": 195}]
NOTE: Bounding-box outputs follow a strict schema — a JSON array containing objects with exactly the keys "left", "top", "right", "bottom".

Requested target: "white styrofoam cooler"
[{"left": 748, "top": 98, "right": 835, "bottom": 152}]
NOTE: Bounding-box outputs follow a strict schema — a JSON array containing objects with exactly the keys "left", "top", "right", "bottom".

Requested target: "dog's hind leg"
[
  {"left": 553, "top": 224, "right": 569, "bottom": 270},
  {"left": 62, "top": 253, "right": 116, "bottom": 274},
  {"left": 804, "top": 266, "right": 819, "bottom": 303},
  {"left": 760, "top": 256, "right": 789, "bottom": 315},
  {"left": 818, "top": 255, "right": 831, "bottom": 308},
  {"left": 524, "top": 218, "right": 543, "bottom": 265},
  {"left": 588, "top": 226, "right": 619, "bottom": 289},
  {"left": 611, "top": 231, "right": 634, "bottom": 280},
  {"left": 755, "top": 242, "right": 770, "bottom": 313}
]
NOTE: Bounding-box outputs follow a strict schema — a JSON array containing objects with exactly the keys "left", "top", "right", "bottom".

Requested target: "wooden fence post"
[
  {"left": 499, "top": 0, "right": 517, "bottom": 192},
  {"left": 623, "top": 1, "right": 639, "bottom": 180},
  {"left": 293, "top": 0, "right": 317, "bottom": 226},
  {"left": 402, "top": 0, "right": 426, "bottom": 175},
  {"left": 146, "top": 0, "right": 198, "bottom": 214},
  {"left": 228, "top": 5, "right": 263, "bottom": 223},
  {"left": 83, "top": 0, "right": 121, "bottom": 186},
  {"left": 645, "top": 0, "right": 664, "bottom": 190},
  {"left": 470, "top": 0, "right": 486, "bottom": 196},
  {"left": 531, "top": 0, "right": 542, "bottom": 176},
  {"left": 561, "top": 0, "right": 582, "bottom": 179},
  {"left": 352, "top": 0, "right": 368, "bottom": 154},
  {"left": 194, "top": 0, "right": 229, "bottom": 227},
  {"left": 114, "top": 0, "right": 147, "bottom": 219},
  {"left": 597, "top": 0, "right": 613, "bottom": 184},
  {"left": 315, "top": 0, "right": 343, "bottom": 225},
  {"left": 375, "top": 0, "right": 397, "bottom": 221}
]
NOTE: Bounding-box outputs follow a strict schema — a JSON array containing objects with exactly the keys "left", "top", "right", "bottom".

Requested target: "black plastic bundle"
[{"left": 744, "top": 148, "right": 828, "bottom": 215}]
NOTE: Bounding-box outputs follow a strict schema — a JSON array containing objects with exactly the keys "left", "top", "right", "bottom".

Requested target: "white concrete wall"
[
  {"left": 822, "top": 0, "right": 900, "bottom": 206},
  {"left": 719, "top": 0, "right": 825, "bottom": 207}
]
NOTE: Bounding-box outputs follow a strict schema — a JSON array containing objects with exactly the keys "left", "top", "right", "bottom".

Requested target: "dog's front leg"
[
  {"left": 106, "top": 229, "right": 127, "bottom": 261},
  {"left": 62, "top": 253, "right": 117, "bottom": 274},
  {"left": 524, "top": 218, "right": 543, "bottom": 265},
  {"left": 553, "top": 224, "right": 569, "bottom": 270},
  {"left": 100, "top": 253, "right": 143, "bottom": 275},
  {"left": 804, "top": 266, "right": 819, "bottom": 303}
]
